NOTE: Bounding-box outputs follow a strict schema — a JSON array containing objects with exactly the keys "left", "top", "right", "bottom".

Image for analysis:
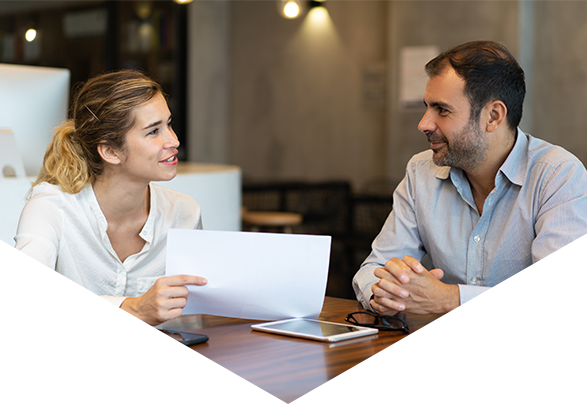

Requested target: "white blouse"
[{"left": 14, "top": 182, "right": 202, "bottom": 307}]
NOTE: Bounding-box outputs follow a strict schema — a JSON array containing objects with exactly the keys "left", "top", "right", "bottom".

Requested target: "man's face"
[{"left": 418, "top": 67, "right": 488, "bottom": 171}]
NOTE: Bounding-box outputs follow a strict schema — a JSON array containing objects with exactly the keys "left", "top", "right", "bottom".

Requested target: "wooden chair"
[
  {"left": 242, "top": 180, "right": 355, "bottom": 298},
  {"left": 241, "top": 207, "right": 303, "bottom": 233}
]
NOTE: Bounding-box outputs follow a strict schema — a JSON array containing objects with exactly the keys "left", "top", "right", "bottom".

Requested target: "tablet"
[{"left": 251, "top": 318, "right": 378, "bottom": 342}]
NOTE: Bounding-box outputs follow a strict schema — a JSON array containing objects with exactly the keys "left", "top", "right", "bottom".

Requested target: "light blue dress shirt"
[{"left": 353, "top": 129, "right": 587, "bottom": 310}]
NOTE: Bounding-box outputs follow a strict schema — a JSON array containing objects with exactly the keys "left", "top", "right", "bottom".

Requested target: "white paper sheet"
[{"left": 165, "top": 229, "right": 332, "bottom": 320}]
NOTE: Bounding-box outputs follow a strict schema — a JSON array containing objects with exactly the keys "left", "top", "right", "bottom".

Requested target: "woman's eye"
[{"left": 147, "top": 128, "right": 159, "bottom": 136}]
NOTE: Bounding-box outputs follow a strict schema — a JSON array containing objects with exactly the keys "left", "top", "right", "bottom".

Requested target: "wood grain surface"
[{"left": 0, "top": 297, "right": 587, "bottom": 404}]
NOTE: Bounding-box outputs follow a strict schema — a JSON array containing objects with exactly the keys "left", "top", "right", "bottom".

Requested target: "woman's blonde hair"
[{"left": 32, "top": 69, "right": 163, "bottom": 194}]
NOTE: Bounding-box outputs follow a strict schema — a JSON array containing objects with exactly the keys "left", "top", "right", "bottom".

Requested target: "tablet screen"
[
  {"left": 252, "top": 318, "right": 378, "bottom": 341},
  {"left": 261, "top": 319, "right": 361, "bottom": 337}
]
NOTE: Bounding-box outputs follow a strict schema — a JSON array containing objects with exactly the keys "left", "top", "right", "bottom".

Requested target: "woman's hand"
[{"left": 120, "top": 275, "right": 207, "bottom": 326}]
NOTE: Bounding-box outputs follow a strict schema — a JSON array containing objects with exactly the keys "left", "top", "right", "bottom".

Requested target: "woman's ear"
[
  {"left": 97, "top": 143, "right": 123, "bottom": 165},
  {"left": 484, "top": 100, "right": 507, "bottom": 133}
]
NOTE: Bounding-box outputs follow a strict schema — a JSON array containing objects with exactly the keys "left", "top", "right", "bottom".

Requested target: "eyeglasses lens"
[{"left": 346, "top": 311, "right": 409, "bottom": 333}]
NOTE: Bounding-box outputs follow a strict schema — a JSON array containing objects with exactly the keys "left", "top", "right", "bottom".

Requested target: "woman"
[{"left": 14, "top": 70, "right": 207, "bottom": 326}]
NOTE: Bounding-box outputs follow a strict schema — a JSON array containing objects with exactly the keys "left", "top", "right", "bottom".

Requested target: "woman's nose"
[{"left": 165, "top": 127, "right": 180, "bottom": 148}]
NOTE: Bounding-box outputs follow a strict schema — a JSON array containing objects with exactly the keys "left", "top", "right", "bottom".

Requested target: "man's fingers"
[
  {"left": 381, "top": 258, "right": 412, "bottom": 284},
  {"left": 372, "top": 295, "right": 405, "bottom": 313},
  {"left": 430, "top": 268, "right": 444, "bottom": 280},
  {"left": 402, "top": 255, "right": 426, "bottom": 274},
  {"left": 374, "top": 279, "right": 409, "bottom": 299},
  {"left": 373, "top": 268, "right": 409, "bottom": 298}
]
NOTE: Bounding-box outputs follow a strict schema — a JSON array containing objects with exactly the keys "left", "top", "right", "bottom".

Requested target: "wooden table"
[{"left": 0, "top": 297, "right": 587, "bottom": 404}]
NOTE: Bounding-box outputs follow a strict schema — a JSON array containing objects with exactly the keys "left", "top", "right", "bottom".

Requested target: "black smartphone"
[{"left": 126, "top": 328, "right": 208, "bottom": 346}]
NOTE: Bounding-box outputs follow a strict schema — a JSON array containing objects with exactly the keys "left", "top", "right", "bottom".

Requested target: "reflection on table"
[{"left": 0, "top": 297, "right": 587, "bottom": 404}]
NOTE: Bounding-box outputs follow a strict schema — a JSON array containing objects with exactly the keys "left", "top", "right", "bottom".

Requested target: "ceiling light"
[
  {"left": 309, "top": 0, "right": 326, "bottom": 9},
  {"left": 278, "top": 0, "right": 302, "bottom": 19},
  {"left": 25, "top": 28, "right": 37, "bottom": 42}
]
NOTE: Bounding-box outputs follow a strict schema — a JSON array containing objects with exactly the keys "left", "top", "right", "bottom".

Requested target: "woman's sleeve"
[{"left": 4, "top": 190, "right": 124, "bottom": 328}]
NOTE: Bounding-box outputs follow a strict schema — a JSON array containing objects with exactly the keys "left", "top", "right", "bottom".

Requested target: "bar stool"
[{"left": 241, "top": 208, "right": 303, "bottom": 233}]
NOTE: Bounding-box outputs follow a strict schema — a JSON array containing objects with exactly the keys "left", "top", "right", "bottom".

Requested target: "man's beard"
[{"left": 426, "top": 118, "right": 489, "bottom": 171}]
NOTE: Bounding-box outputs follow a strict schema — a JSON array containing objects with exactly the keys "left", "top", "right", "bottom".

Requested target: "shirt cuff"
[
  {"left": 458, "top": 285, "right": 505, "bottom": 327},
  {"left": 353, "top": 279, "right": 377, "bottom": 310},
  {"left": 100, "top": 295, "right": 127, "bottom": 308}
]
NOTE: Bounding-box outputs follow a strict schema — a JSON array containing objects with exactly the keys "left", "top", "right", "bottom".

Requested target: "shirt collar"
[
  {"left": 85, "top": 183, "right": 108, "bottom": 234},
  {"left": 139, "top": 183, "right": 156, "bottom": 244},
  {"left": 435, "top": 165, "right": 451, "bottom": 180},
  {"left": 435, "top": 127, "right": 527, "bottom": 187},
  {"left": 498, "top": 128, "right": 527, "bottom": 187},
  {"left": 86, "top": 182, "right": 155, "bottom": 245}
]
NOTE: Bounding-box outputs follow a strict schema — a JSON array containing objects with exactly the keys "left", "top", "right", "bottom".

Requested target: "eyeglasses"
[{"left": 345, "top": 311, "right": 410, "bottom": 334}]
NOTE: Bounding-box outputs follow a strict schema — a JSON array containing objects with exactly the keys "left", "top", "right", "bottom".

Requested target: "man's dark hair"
[{"left": 425, "top": 40, "right": 525, "bottom": 132}]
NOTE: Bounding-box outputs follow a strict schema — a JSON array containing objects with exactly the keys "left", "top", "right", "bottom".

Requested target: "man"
[{"left": 353, "top": 40, "right": 587, "bottom": 316}]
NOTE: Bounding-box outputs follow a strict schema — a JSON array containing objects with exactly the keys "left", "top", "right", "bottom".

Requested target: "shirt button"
[
  {"left": 471, "top": 277, "right": 478, "bottom": 284},
  {"left": 474, "top": 235, "right": 481, "bottom": 243}
]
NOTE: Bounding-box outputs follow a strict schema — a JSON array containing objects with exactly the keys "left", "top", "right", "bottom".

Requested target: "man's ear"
[
  {"left": 484, "top": 100, "right": 507, "bottom": 133},
  {"left": 97, "top": 143, "right": 123, "bottom": 165}
]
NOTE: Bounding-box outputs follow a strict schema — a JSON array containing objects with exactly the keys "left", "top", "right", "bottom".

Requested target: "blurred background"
[{"left": 1, "top": 0, "right": 586, "bottom": 297}]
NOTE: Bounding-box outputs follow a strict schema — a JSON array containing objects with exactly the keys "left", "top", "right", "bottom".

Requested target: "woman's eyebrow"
[
  {"left": 142, "top": 120, "right": 162, "bottom": 130},
  {"left": 142, "top": 115, "right": 172, "bottom": 130}
]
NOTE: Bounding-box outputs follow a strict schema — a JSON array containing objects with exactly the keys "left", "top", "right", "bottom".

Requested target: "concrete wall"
[
  {"left": 531, "top": 1, "right": 587, "bottom": 164},
  {"left": 186, "top": 0, "right": 587, "bottom": 190},
  {"left": 227, "top": 1, "right": 387, "bottom": 188},
  {"left": 385, "top": 1, "right": 520, "bottom": 177},
  {"left": 187, "top": 1, "right": 230, "bottom": 165}
]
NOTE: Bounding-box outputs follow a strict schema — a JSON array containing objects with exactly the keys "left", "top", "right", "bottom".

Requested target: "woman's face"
[{"left": 116, "top": 92, "right": 180, "bottom": 184}]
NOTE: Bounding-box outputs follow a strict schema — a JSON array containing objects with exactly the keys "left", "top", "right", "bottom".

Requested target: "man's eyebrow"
[{"left": 423, "top": 100, "right": 452, "bottom": 110}]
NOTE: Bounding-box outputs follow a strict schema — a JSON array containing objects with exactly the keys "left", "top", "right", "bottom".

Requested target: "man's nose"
[{"left": 417, "top": 110, "right": 435, "bottom": 133}]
